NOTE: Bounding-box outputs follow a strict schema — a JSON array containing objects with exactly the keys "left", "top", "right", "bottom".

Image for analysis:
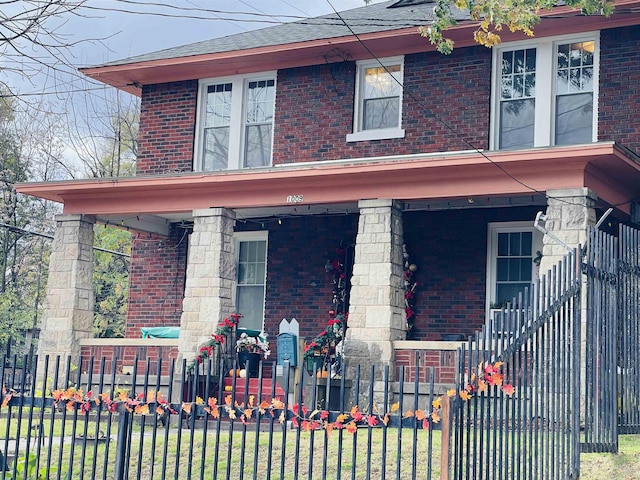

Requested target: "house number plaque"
[{"left": 286, "top": 195, "right": 304, "bottom": 203}]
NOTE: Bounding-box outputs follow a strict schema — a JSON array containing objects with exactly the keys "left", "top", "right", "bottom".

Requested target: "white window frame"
[
  {"left": 194, "top": 72, "right": 277, "bottom": 172},
  {"left": 485, "top": 222, "right": 543, "bottom": 318},
  {"left": 233, "top": 231, "right": 268, "bottom": 332},
  {"left": 346, "top": 56, "right": 405, "bottom": 142},
  {"left": 490, "top": 32, "right": 599, "bottom": 150}
]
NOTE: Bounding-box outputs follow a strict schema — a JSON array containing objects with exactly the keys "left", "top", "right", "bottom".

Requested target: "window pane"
[
  {"left": 520, "top": 259, "right": 532, "bottom": 281},
  {"left": 244, "top": 124, "right": 272, "bottom": 168},
  {"left": 509, "top": 232, "right": 521, "bottom": 256},
  {"left": 246, "top": 80, "right": 275, "bottom": 124},
  {"left": 500, "top": 98, "right": 535, "bottom": 149},
  {"left": 237, "top": 285, "right": 265, "bottom": 331},
  {"left": 508, "top": 258, "right": 521, "bottom": 281},
  {"left": 497, "top": 233, "right": 508, "bottom": 256},
  {"left": 203, "top": 127, "right": 229, "bottom": 171},
  {"left": 497, "top": 258, "right": 509, "bottom": 281},
  {"left": 497, "top": 283, "right": 530, "bottom": 305},
  {"left": 363, "top": 65, "right": 402, "bottom": 99},
  {"left": 363, "top": 97, "right": 400, "bottom": 130},
  {"left": 205, "top": 83, "right": 232, "bottom": 127},
  {"left": 555, "top": 93, "right": 593, "bottom": 145},
  {"left": 521, "top": 232, "right": 532, "bottom": 256}
]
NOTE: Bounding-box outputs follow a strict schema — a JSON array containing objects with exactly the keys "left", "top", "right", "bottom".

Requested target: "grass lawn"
[{"left": 580, "top": 435, "right": 640, "bottom": 480}]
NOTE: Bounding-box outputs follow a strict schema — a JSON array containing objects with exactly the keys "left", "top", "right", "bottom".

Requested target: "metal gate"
[
  {"left": 584, "top": 224, "right": 640, "bottom": 443},
  {"left": 451, "top": 251, "right": 582, "bottom": 479}
]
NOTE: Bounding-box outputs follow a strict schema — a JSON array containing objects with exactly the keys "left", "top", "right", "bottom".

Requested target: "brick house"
[{"left": 16, "top": 0, "right": 640, "bottom": 382}]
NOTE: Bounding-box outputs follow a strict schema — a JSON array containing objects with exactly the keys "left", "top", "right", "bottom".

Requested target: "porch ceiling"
[{"left": 15, "top": 142, "right": 640, "bottom": 234}]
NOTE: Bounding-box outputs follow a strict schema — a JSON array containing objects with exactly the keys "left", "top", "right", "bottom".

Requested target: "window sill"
[{"left": 346, "top": 128, "right": 405, "bottom": 143}]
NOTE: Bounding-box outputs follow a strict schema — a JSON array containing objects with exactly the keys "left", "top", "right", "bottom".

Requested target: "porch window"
[
  {"left": 196, "top": 73, "right": 276, "bottom": 171},
  {"left": 235, "top": 232, "right": 268, "bottom": 331},
  {"left": 486, "top": 222, "right": 542, "bottom": 312},
  {"left": 491, "top": 33, "right": 598, "bottom": 150}
]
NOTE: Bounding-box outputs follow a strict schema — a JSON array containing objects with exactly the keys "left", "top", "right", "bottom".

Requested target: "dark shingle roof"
[{"left": 99, "top": 0, "right": 451, "bottom": 67}]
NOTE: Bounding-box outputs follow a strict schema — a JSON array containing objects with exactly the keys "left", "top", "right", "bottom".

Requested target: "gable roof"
[
  {"left": 95, "top": 0, "right": 440, "bottom": 68},
  {"left": 81, "top": 0, "right": 640, "bottom": 95}
]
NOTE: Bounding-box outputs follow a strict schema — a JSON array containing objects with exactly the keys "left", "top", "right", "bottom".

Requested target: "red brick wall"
[
  {"left": 599, "top": 26, "right": 640, "bottom": 155},
  {"left": 80, "top": 345, "right": 179, "bottom": 375},
  {"left": 137, "top": 81, "right": 197, "bottom": 175},
  {"left": 394, "top": 348, "right": 457, "bottom": 385},
  {"left": 125, "top": 224, "right": 188, "bottom": 338},
  {"left": 272, "top": 47, "right": 491, "bottom": 164},
  {"left": 403, "top": 206, "right": 540, "bottom": 340}
]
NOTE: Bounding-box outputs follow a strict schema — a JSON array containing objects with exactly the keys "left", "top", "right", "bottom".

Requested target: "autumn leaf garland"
[{"left": 2, "top": 362, "right": 514, "bottom": 435}]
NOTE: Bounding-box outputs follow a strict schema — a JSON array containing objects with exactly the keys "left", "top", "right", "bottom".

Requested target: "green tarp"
[{"left": 141, "top": 326, "right": 180, "bottom": 339}]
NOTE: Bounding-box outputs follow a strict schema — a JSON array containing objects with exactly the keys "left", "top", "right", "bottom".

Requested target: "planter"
[
  {"left": 237, "top": 351, "right": 261, "bottom": 378},
  {"left": 304, "top": 355, "right": 324, "bottom": 375}
]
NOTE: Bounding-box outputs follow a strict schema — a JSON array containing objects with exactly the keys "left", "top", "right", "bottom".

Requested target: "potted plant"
[
  {"left": 303, "top": 313, "right": 346, "bottom": 375},
  {"left": 236, "top": 332, "right": 270, "bottom": 377}
]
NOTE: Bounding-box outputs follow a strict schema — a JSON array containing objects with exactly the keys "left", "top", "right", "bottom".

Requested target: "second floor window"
[
  {"left": 492, "top": 34, "right": 598, "bottom": 150},
  {"left": 196, "top": 74, "right": 276, "bottom": 171},
  {"left": 347, "top": 56, "right": 405, "bottom": 142}
]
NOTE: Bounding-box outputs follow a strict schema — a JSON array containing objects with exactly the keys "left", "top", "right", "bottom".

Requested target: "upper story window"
[
  {"left": 346, "top": 56, "right": 405, "bottom": 142},
  {"left": 492, "top": 34, "right": 598, "bottom": 150},
  {"left": 195, "top": 73, "right": 276, "bottom": 171}
]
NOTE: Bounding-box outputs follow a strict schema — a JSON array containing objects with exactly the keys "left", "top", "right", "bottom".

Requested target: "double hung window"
[
  {"left": 493, "top": 34, "right": 598, "bottom": 150},
  {"left": 347, "top": 57, "right": 405, "bottom": 142},
  {"left": 197, "top": 74, "right": 276, "bottom": 171},
  {"left": 235, "top": 232, "right": 268, "bottom": 332}
]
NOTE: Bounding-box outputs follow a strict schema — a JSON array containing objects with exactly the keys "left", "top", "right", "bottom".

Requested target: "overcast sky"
[{"left": 10, "top": 0, "right": 379, "bottom": 97}]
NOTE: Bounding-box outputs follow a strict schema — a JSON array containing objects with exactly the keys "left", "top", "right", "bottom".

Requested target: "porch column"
[
  {"left": 540, "top": 187, "right": 596, "bottom": 421},
  {"left": 38, "top": 214, "right": 95, "bottom": 361},
  {"left": 345, "top": 199, "right": 405, "bottom": 380},
  {"left": 178, "top": 208, "right": 236, "bottom": 366},
  {"left": 540, "top": 188, "right": 596, "bottom": 273}
]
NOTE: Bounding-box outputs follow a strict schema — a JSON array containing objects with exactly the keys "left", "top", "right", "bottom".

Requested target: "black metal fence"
[
  {"left": 584, "top": 223, "right": 640, "bottom": 445},
  {"left": 0, "top": 355, "right": 450, "bottom": 480},
  {"left": 450, "top": 250, "right": 583, "bottom": 480}
]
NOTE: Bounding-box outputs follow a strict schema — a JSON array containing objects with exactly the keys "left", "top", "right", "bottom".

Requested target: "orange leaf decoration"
[
  {"left": 135, "top": 404, "right": 150, "bottom": 415},
  {"left": 502, "top": 384, "right": 515, "bottom": 395},
  {"left": 390, "top": 402, "right": 400, "bottom": 412},
  {"left": 431, "top": 410, "right": 441, "bottom": 423},
  {"left": 2, "top": 393, "right": 13, "bottom": 408},
  {"left": 248, "top": 395, "right": 255, "bottom": 407},
  {"left": 447, "top": 389, "right": 456, "bottom": 397},
  {"left": 279, "top": 411, "right": 286, "bottom": 424},
  {"left": 346, "top": 422, "right": 358, "bottom": 434},
  {"left": 336, "top": 413, "right": 349, "bottom": 423},
  {"left": 224, "top": 395, "right": 232, "bottom": 407},
  {"left": 478, "top": 379, "right": 488, "bottom": 392},
  {"left": 244, "top": 408, "right": 253, "bottom": 420},
  {"left": 182, "top": 403, "right": 192, "bottom": 414},
  {"left": 118, "top": 390, "right": 129, "bottom": 402},
  {"left": 432, "top": 397, "right": 442, "bottom": 409},
  {"left": 271, "top": 398, "right": 285, "bottom": 410},
  {"left": 460, "top": 390, "right": 473, "bottom": 401},
  {"left": 404, "top": 410, "right": 414, "bottom": 418},
  {"left": 259, "top": 401, "right": 270, "bottom": 415},
  {"left": 382, "top": 413, "right": 390, "bottom": 426},
  {"left": 156, "top": 406, "right": 165, "bottom": 416},
  {"left": 493, "top": 361, "right": 504, "bottom": 369},
  {"left": 415, "top": 409, "right": 427, "bottom": 421},
  {"left": 228, "top": 409, "right": 237, "bottom": 420},
  {"left": 325, "top": 422, "right": 334, "bottom": 437}
]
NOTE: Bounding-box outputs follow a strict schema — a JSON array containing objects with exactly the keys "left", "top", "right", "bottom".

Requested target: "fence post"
[
  {"left": 440, "top": 395, "right": 450, "bottom": 480},
  {"left": 114, "top": 410, "right": 131, "bottom": 480}
]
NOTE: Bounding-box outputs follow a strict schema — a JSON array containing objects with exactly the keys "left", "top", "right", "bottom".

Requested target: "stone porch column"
[
  {"left": 38, "top": 214, "right": 95, "bottom": 361},
  {"left": 539, "top": 187, "right": 596, "bottom": 421},
  {"left": 178, "top": 208, "right": 236, "bottom": 367},
  {"left": 539, "top": 187, "right": 596, "bottom": 273},
  {"left": 345, "top": 199, "right": 405, "bottom": 381}
]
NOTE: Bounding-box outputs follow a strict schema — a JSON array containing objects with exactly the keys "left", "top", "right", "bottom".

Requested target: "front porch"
[{"left": 42, "top": 187, "right": 599, "bottom": 386}]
